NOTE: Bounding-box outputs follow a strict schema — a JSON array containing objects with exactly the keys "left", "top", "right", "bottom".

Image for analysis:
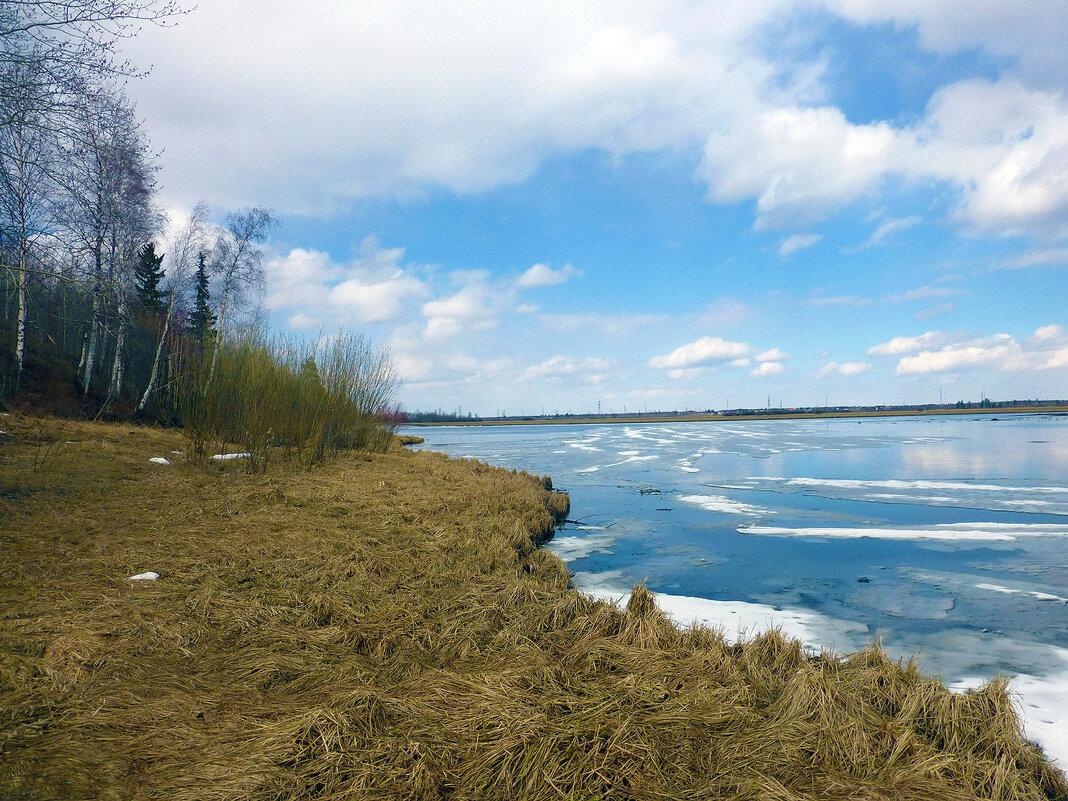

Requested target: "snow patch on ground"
[
  {"left": 126, "top": 571, "right": 159, "bottom": 581},
  {"left": 211, "top": 452, "right": 251, "bottom": 461},
  {"left": 148, "top": 457, "right": 170, "bottom": 465}
]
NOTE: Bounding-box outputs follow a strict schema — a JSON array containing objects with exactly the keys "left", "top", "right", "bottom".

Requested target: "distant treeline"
[{"left": 407, "top": 399, "right": 1068, "bottom": 425}]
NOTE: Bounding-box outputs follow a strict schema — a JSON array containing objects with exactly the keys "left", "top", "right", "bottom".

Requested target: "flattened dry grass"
[{"left": 1, "top": 415, "right": 1065, "bottom": 800}]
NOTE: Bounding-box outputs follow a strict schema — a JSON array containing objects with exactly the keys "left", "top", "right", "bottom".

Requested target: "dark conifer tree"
[
  {"left": 134, "top": 242, "right": 166, "bottom": 313},
  {"left": 189, "top": 251, "right": 216, "bottom": 341}
]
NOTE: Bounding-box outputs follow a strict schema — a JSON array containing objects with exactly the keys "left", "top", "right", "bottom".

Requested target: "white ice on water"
[
  {"left": 677, "top": 494, "right": 767, "bottom": 516},
  {"left": 739, "top": 522, "right": 1067, "bottom": 542}
]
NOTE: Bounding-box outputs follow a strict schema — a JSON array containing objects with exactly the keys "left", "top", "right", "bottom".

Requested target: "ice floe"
[
  {"left": 975, "top": 583, "right": 1068, "bottom": 603},
  {"left": 739, "top": 522, "right": 1066, "bottom": 542},
  {"left": 547, "top": 533, "right": 616, "bottom": 562},
  {"left": 713, "top": 476, "right": 1068, "bottom": 515},
  {"left": 677, "top": 494, "right": 767, "bottom": 516}
]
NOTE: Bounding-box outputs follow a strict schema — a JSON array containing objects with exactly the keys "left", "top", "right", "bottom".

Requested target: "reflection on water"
[{"left": 408, "top": 413, "right": 1068, "bottom": 761}]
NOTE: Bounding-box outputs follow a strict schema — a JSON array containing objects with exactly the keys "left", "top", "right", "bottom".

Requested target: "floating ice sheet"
[
  {"left": 739, "top": 522, "right": 1067, "bottom": 541},
  {"left": 712, "top": 476, "right": 1068, "bottom": 515}
]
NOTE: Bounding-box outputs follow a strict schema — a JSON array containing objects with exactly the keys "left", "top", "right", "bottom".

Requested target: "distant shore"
[{"left": 409, "top": 404, "right": 1068, "bottom": 426}]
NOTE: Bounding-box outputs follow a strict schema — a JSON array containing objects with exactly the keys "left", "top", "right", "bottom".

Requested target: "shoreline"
[
  {"left": 3, "top": 414, "right": 1065, "bottom": 799},
  {"left": 409, "top": 404, "right": 1067, "bottom": 426}
]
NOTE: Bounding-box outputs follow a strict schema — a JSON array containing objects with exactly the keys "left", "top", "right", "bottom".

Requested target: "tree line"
[{"left": 0, "top": 1, "right": 401, "bottom": 464}]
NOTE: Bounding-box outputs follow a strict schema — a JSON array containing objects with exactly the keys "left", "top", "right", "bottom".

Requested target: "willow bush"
[{"left": 173, "top": 331, "right": 399, "bottom": 471}]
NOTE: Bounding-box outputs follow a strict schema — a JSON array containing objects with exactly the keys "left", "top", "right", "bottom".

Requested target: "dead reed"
[{"left": 1, "top": 415, "right": 1064, "bottom": 800}]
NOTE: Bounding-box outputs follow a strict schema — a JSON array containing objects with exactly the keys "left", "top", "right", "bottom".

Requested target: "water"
[{"left": 406, "top": 413, "right": 1068, "bottom": 763}]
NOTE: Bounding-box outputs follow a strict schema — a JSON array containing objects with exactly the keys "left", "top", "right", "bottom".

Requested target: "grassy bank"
[{"left": 2, "top": 416, "right": 1066, "bottom": 800}]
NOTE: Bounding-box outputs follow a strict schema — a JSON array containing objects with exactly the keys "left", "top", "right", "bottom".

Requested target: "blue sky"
[{"left": 123, "top": 1, "right": 1068, "bottom": 414}]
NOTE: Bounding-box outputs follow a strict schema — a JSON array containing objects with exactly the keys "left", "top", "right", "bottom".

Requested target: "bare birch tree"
[
  {"left": 205, "top": 207, "right": 276, "bottom": 387},
  {"left": 136, "top": 200, "right": 205, "bottom": 411},
  {"left": 0, "top": 61, "right": 57, "bottom": 387}
]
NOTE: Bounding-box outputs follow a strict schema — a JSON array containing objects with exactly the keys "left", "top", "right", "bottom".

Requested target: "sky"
[{"left": 121, "top": 0, "right": 1068, "bottom": 415}]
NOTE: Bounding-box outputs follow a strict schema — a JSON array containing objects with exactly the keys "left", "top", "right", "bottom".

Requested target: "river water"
[{"left": 406, "top": 413, "right": 1068, "bottom": 764}]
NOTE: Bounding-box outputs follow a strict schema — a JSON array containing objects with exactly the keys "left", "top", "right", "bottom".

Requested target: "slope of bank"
[{"left": 2, "top": 416, "right": 1065, "bottom": 800}]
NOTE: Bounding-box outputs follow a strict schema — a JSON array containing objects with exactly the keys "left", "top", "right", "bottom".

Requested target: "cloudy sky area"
[{"left": 123, "top": 0, "right": 1068, "bottom": 414}]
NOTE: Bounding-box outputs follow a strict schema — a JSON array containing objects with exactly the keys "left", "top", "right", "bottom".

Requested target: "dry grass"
[{"left": 1, "top": 415, "right": 1065, "bottom": 800}]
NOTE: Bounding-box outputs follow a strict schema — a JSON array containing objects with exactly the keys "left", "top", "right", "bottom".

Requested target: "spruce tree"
[
  {"left": 134, "top": 242, "right": 166, "bottom": 313},
  {"left": 189, "top": 252, "right": 216, "bottom": 342}
]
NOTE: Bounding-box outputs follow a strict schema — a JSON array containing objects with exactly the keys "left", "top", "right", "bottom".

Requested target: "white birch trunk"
[
  {"left": 137, "top": 303, "right": 171, "bottom": 412},
  {"left": 108, "top": 292, "right": 127, "bottom": 397}
]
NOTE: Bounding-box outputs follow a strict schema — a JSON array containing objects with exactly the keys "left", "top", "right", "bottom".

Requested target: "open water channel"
[{"left": 406, "top": 413, "right": 1068, "bottom": 764}]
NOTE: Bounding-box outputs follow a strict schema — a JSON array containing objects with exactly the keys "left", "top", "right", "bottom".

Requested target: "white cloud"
[
  {"left": 422, "top": 285, "right": 496, "bottom": 322},
  {"left": 750, "top": 361, "right": 784, "bottom": 376},
  {"left": 1028, "top": 324, "right": 1067, "bottom": 347},
  {"left": 883, "top": 285, "right": 962, "bottom": 304},
  {"left": 915, "top": 303, "right": 954, "bottom": 320},
  {"left": 516, "top": 303, "right": 539, "bottom": 314},
  {"left": 123, "top": 3, "right": 1068, "bottom": 241},
  {"left": 701, "top": 105, "right": 901, "bottom": 229},
  {"left": 868, "top": 331, "right": 953, "bottom": 356},
  {"left": 778, "top": 233, "right": 821, "bottom": 256},
  {"left": 286, "top": 312, "right": 319, "bottom": 330},
  {"left": 816, "top": 361, "right": 871, "bottom": 378},
  {"left": 995, "top": 247, "right": 1068, "bottom": 270},
  {"left": 756, "top": 348, "right": 790, "bottom": 362},
  {"left": 808, "top": 294, "right": 871, "bottom": 307},
  {"left": 539, "top": 312, "right": 664, "bottom": 335},
  {"left": 517, "top": 262, "right": 581, "bottom": 288},
  {"left": 650, "top": 336, "right": 753, "bottom": 369},
  {"left": 842, "top": 215, "right": 921, "bottom": 253},
  {"left": 266, "top": 239, "right": 428, "bottom": 326},
  {"left": 523, "top": 355, "right": 611, "bottom": 381},
  {"left": 895, "top": 327, "right": 1068, "bottom": 374},
  {"left": 330, "top": 271, "right": 427, "bottom": 324},
  {"left": 700, "top": 298, "right": 752, "bottom": 327}
]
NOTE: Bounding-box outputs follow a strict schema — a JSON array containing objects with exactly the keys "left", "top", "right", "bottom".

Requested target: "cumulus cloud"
[
  {"left": 650, "top": 336, "right": 753, "bottom": 370},
  {"left": 895, "top": 327, "right": 1068, "bottom": 374},
  {"left": 778, "top": 233, "right": 821, "bottom": 256},
  {"left": 816, "top": 361, "right": 871, "bottom": 378},
  {"left": 750, "top": 361, "right": 784, "bottom": 376},
  {"left": 756, "top": 348, "right": 790, "bottom": 361},
  {"left": 123, "top": 3, "right": 1068, "bottom": 241},
  {"left": 265, "top": 238, "right": 428, "bottom": 325},
  {"left": 868, "top": 331, "right": 954, "bottom": 356},
  {"left": 517, "top": 262, "right": 582, "bottom": 288}
]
